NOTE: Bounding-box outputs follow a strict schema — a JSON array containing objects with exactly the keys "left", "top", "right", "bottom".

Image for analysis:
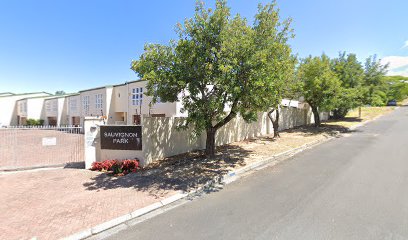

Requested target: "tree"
[
  {"left": 383, "top": 75, "right": 408, "bottom": 102},
  {"left": 297, "top": 54, "right": 341, "bottom": 127},
  {"left": 267, "top": 68, "right": 299, "bottom": 138},
  {"left": 331, "top": 52, "right": 365, "bottom": 118},
  {"left": 363, "top": 55, "right": 388, "bottom": 106},
  {"left": 250, "top": 5, "right": 296, "bottom": 139},
  {"left": 55, "top": 91, "right": 66, "bottom": 95},
  {"left": 131, "top": 0, "right": 294, "bottom": 156}
]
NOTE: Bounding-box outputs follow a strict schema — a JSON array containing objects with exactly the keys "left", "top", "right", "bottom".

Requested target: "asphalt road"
[{"left": 108, "top": 106, "right": 408, "bottom": 240}]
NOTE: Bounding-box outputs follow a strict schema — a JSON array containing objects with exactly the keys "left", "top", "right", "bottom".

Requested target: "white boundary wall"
[{"left": 85, "top": 105, "right": 328, "bottom": 168}]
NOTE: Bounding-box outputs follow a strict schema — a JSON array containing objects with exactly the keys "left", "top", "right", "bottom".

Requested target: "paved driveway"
[
  {"left": 0, "top": 168, "right": 176, "bottom": 240},
  {"left": 109, "top": 106, "right": 408, "bottom": 240}
]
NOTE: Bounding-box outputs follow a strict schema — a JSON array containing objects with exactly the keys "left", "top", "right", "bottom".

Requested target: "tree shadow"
[
  {"left": 328, "top": 117, "right": 362, "bottom": 122},
  {"left": 280, "top": 122, "right": 359, "bottom": 137},
  {"left": 83, "top": 145, "right": 252, "bottom": 197}
]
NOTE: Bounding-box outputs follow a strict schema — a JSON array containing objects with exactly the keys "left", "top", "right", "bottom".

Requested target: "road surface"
[{"left": 107, "top": 106, "right": 408, "bottom": 240}]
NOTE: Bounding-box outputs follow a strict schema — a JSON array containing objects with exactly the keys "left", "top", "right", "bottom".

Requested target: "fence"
[{"left": 0, "top": 126, "right": 84, "bottom": 170}]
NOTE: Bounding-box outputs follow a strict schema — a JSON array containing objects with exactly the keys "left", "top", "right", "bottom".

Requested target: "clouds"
[
  {"left": 403, "top": 40, "right": 408, "bottom": 49},
  {"left": 381, "top": 56, "right": 408, "bottom": 77}
]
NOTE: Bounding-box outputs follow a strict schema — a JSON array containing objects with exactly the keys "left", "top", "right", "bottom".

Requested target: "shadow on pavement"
[{"left": 83, "top": 145, "right": 251, "bottom": 197}]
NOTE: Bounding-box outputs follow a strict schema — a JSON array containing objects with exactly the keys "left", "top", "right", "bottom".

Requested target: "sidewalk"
[{"left": 0, "top": 168, "right": 177, "bottom": 240}]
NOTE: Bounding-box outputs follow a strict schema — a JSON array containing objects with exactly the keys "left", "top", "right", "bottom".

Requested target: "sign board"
[
  {"left": 42, "top": 137, "right": 57, "bottom": 146},
  {"left": 100, "top": 126, "right": 142, "bottom": 150}
]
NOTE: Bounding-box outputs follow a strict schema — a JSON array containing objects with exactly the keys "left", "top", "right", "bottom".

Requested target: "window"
[
  {"left": 70, "top": 99, "right": 77, "bottom": 112},
  {"left": 52, "top": 101, "right": 58, "bottom": 112},
  {"left": 82, "top": 96, "right": 90, "bottom": 115},
  {"left": 23, "top": 102, "right": 27, "bottom": 113},
  {"left": 131, "top": 87, "right": 143, "bottom": 106},
  {"left": 95, "top": 94, "right": 103, "bottom": 109},
  {"left": 46, "top": 101, "right": 51, "bottom": 112}
]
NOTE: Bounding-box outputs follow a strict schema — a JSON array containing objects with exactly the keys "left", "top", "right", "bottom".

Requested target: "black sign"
[{"left": 100, "top": 126, "right": 142, "bottom": 150}]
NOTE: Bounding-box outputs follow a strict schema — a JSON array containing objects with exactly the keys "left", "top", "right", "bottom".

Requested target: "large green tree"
[
  {"left": 383, "top": 75, "right": 408, "bottom": 102},
  {"left": 363, "top": 55, "right": 389, "bottom": 106},
  {"left": 297, "top": 54, "right": 341, "bottom": 127},
  {"left": 331, "top": 52, "right": 365, "bottom": 118},
  {"left": 132, "top": 0, "right": 294, "bottom": 156},
  {"left": 251, "top": 5, "right": 296, "bottom": 138}
]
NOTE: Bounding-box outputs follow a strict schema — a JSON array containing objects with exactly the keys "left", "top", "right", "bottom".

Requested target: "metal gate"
[{"left": 0, "top": 126, "right": 84, "bottom": 170}]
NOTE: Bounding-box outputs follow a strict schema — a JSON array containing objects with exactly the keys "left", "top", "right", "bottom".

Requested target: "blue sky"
[{"left": 1, "top": 0, "right": 407, "bottom": 94}]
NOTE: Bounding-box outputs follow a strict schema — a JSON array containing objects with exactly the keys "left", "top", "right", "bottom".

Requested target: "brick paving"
[{"left": 0, "top": 169, "right": 176, "bottom": 240}]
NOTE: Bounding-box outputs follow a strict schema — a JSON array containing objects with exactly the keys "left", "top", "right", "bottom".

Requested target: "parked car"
[{"left": 387, "top": 100, "right": 397, "bottom": 106}]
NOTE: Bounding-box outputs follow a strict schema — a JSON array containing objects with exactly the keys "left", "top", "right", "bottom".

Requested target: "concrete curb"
[
  {"left": 63, "top": 135, "right": 334, "bottom": 240},
  {"left": 61, "top": 192, "right": 190, "bottom": 240}
]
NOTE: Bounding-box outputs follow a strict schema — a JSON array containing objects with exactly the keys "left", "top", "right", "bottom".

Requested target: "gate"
[{"left": 0, "top": 126, "right": 84, "bottom": 170}]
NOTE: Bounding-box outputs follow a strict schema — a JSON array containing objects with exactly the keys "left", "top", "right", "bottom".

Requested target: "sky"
[{"left": 0, "top": 0, "right": 407, "bottom": 94}]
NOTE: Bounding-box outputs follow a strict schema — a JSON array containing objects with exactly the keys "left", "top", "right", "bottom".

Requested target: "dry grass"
[
  {"left": 325, "top": 106, "right": 395, "bottom": 129},
  {"left": 398, "top": 98, "right": 408, "bottom": 106}
]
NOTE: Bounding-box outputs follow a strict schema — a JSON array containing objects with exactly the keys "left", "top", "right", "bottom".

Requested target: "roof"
[
  {"left": 79, "top": 85, "right": 115, "bottom": 93},
  {"left": 0, "top": 92, "right": 14, "bottom": 96},
  {"left": 18, "top": 94, "right": 55, "bottom": 101},
  {"left": 0, "top": 91, "right": 51, "bottom": 99},
  {"left": 44, "top": 93, "right": 78, "bottom": 100},
  {"left": 112, "top": 79, "right": 147, "bottom": 88}
]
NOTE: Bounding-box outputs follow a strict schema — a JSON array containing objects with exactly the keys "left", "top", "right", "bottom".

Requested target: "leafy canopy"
[
  {"left": 131, "top": 0, "right": 294, "bottom": 138},
  {"left": 331, "top": 52, "right": 365, "bottom": 118},
  {"left": 297, "top": 54, "right": 341, "bottom": 111}
]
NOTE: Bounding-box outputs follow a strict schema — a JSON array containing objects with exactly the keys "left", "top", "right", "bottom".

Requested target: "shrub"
[
  {"left": 90, "top": 159, "right": 140, "bottom": 175},
  {"left": 26, "top": 118, "right": 44, "bottom": 126}
]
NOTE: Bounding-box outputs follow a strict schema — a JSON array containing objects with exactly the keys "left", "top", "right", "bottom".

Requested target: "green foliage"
[
  {"left": 370, "top": 90, "right": 387, "bottom": 106},
  {"left": 131, "top": 0, "right": 294, "bottom": 155},
  {"left": 331, "top": 52, "right": 365, "bottom": 118},
  {"left": 26, "top": 119, "right": 44, "bottom": 126},
  {"left": 298, "top": 54, "right": 341, "bottom": 111},
  {"left": 55, "top": 91, "right": 66, "bottom": 95},
  {"left": 363, "top": 55, "right": 388, "bottom": 105},
  {"left": 383, "top": 75, "right": 408, "bottom": 102}
]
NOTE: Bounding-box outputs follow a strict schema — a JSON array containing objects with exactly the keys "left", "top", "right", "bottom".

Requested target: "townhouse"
[
  {"left": 16, "top": 94, "right": 53, "bottom": 125},
  {"left": 78, "top": 80, "right": 187, "bottom": 126},
  {"left": 119, "top": 80, "right": 187, "bottom": 125},
  {"left": 78, "top": 85, "right": 114, "bottom": 126},
  {"left": 0, "top": 92, "right": 51, "bottom": 126},
  {"left": 44, "top": 95, "right": 74, "bottom": 126},
  {"left": 67, "top": 93, "right": 81, "bottom": 126}
]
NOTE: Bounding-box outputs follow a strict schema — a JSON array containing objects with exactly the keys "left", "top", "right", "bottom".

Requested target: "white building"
[
  {"left": 79, "top": 85, "right": 114, "bottom": 126},
  {"left": 0, "top": 92, "right": 51, "bottom": 126},
  {"left": 112, "top": 80, "right": 187, "bottom": 125},
  {"left": 67, "top": 93, "right": 81, "bottom": 126},
  {"left": 16, "top": 94, "right": 52, "bottom": 125},
  {"left": 77, "top": 81, "right": 186, "bottom": 126},
  {"left": 44, "top": 95, "right": 72, "bottom": 126}
]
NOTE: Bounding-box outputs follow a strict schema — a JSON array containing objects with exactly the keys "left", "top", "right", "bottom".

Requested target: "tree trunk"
[
  {"left": 268, "top": 107, "right": 280, "bottom": 138},
  {"left": 274, "top": 108, "right": 280, "bottom": 137},
  {"left": 205, "top": 127, "right": 216, "bottom": 157},
  {"left": 332, "top": 108, "right": 348, "bottom": 119},
  {"left": 311, "top": 106, "right": 321, "bottom": 127}
]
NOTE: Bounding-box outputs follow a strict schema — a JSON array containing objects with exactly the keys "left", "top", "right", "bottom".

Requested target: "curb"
[
  {"left": 63, "top": 135, "right": 334, "bottom": 240},
  {"left": 62, "top": 194, "right": 187, "bottom": 240}
]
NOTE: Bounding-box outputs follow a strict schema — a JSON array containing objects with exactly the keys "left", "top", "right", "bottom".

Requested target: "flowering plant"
[{"left": 90, "top": 159, "right": 140, "bottom": 175}]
